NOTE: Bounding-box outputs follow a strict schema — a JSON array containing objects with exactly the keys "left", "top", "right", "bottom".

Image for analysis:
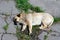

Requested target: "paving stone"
[
  {"left": 0, "top": 17, "right": 5, "bottom": 33},
  {"left": 0, "top": 0, "right": 19, "bottom": 14},
  {"left": 0, "top": 34, "right": 2, "bottom": 40},
  {"left": 3, "top": 34, "right": 17, "bottom": 40},
  {"left": 38, "top": 32, "right": 47, "bottom": 40},
  {"left": 51, "top": 23, "right": 60, "bottom": 32},
  {"left": 48, "top": 32, "right": 60, "bottom": 40},
  {"left": 7, "top": 22, "right": 16, "bottom": 33}
]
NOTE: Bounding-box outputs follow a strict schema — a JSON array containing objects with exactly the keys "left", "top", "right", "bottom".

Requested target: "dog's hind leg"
[
  {"left": 39, "top": 22, "right": 51, "bottom": 31},
  {"left": 39, "top": 21, "right": 47, "bottom": 29}
]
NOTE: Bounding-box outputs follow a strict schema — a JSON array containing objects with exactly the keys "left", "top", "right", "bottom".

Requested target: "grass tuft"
[
  {"left": 54, "top": 17, "right": 60, "bottom": 22},
  {"left": 3, "top": 24, "right": 9, "bottom": 32}
]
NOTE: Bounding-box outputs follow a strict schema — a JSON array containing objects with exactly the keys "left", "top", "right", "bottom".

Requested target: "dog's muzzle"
[{"left": 13, "top": 19, "right": 18, "bottom": 25}]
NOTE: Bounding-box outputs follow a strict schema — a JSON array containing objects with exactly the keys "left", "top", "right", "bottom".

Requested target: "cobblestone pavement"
[{"left": 0, "top": 0, "right": 60, "bottom": 40}]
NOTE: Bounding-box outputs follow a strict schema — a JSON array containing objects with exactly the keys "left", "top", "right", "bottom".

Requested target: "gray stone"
[
  {"left": 0, "top": 0, "right": 19, "bottom": 14},
  {"left": 51, "top": 23, "right": 60, "bottom": 32},
  {"left": 0, "top": 17, "right": 5, "bottom": 33},
  {"left": 0, "top": 34, "right": 2, "bottom": 40},
  {"left": 7, "top": 22, "right": 16, "bottom": 33},
  {"left": 3, "top": 34, "right": 17, "bottom": 40},
  {"left": 38, "top": 32, "right": 47, "bottom": 40}
]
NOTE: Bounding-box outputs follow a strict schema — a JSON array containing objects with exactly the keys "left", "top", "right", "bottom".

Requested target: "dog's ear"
[{"left": 17, "top": 14, "right": 20, "bottom": 17}]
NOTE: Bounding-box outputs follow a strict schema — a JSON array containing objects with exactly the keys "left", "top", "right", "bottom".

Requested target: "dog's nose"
[
  {"left": 13, "top": 20, "right": 17, "bottom": 25},
  {"left": 13, "top": 21, "right": 17, "bottom": 25}
]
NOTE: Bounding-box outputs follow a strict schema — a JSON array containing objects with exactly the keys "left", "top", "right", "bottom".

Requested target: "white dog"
[{"left": 13, "top": 12, "right": 54, "bottom": 34}]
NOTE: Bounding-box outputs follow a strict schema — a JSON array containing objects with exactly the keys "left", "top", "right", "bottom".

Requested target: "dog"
[{"left": 13, "top": 12, "right": 54, "bottom": 34}]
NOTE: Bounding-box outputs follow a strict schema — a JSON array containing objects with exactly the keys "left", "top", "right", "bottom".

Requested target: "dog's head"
[{"left": 13, "top": 14, "right": 22, "bottom": 25}]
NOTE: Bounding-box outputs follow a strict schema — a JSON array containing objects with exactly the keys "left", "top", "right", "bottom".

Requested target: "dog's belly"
[{"left": 32, "top": 16, "right": 43, "bottom": 25}]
